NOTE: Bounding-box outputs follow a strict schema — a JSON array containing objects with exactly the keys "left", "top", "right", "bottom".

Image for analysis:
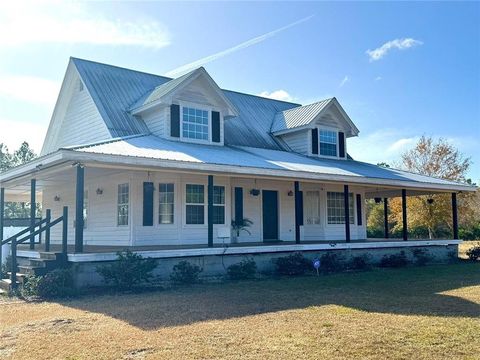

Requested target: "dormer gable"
[
  {"left": 130, "top": 68, "right": 238, "bottom": 146},
  {"left": 272, "top": 98, "right": 359, "bottom": 160}
]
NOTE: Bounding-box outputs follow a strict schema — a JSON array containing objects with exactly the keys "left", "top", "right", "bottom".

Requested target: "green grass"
[{"left": 1, "top": 262, "right": 479, "bottom": 359}]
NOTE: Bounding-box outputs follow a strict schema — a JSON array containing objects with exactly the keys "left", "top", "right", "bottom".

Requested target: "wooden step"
[
  {"left": 18, "top": 265, "right": 47, "bottom": 276},
  {"left": 6, "top": 272, "right": 27, "bottom": 283},
  {"left": 39, "top": 252, "right": 66, "bottom": 261},
  {"left": 0, "top": 279, "right": 20, "bottom": 291}
]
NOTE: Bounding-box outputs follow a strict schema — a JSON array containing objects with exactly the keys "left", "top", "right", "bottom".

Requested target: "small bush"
[
  {"left": 379, "top": 251, "right": 408, "bottom": 268},
  {"left": 97, "top": 250, "right": 157, "bottom": 290},
  {"left": 348, "top": 254, "right": 371, "bottom": 271},
  {"left": 411, "top": 248, "right": 434, "bottom": 266},
  {"left": 274, "top": 252, "right": 311, "bottom": 276},
  {"left": 22, "top": 268, "right": 75, "bottom": 299},
  {"left": 170, "top": 261, "right": 203, "bottom": 284},
  {"left": 320, "top": 252, "right": 345, "bottom": 273},
  {"left": 466, "top": 246, "right": 480, "bottom": 261},
  {"left": 227, "top": 258, "right": 257, "bottom": 280}
]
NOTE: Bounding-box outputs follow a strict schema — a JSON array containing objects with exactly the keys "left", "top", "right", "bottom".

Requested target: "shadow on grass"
[{"left": 61, "top": 262, "right": 480, "bottom": 330}]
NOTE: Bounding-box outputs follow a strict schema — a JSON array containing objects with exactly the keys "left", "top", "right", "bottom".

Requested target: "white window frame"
[
  {"left": 179, "top": 101, "right": 212, "bottom": 144},
  {"left": 117, "top": 183, "right": 129, "bottom": 226},
  {"left": 83, "top": 190, "right": 88, "bottom": 229},
  {"left": 318, "top": 128, "right": 339, "bottom": 158},
  {"left": 326, "top": 191, "right": 355, "bottom": 225},
  {"left": 185, "top": 183, "right": 206, "bottom": 226},
  {"left": 213, "top": 185, "right": 225, "bottom": 225},
  {"left": 304, "top": 190, "right": 321, "bottom": 225},
  {"left": 158, "top": 183, "right": 175, "bottom": 225}
]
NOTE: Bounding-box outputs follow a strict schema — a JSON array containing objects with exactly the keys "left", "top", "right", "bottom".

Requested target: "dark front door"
[{"left": 262, "top": 190, "right": 279, "bottom": 241}]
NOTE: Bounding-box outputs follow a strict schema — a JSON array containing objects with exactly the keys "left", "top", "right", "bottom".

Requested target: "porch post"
[
  {"left": 383, "top": 198, "right": 389, "bottom": 239},
  {"left": 0, "top": 188, "right": 4, "bottom": 270},
  {"left": 402, "top": 189, "right": 407, "bottom": 241},
  {"left": 30, "top": 178, "right": 36, "bottom": 250},
  {"left": 75, "top": 164, "right": 84, "bottom": 253},
  {"left": 294, "top": 181, "right": 301, "bottom": 244},
  {"left": 207, "top": 175, "right": 213, "bottom": 248},
  {"left": 452, "top": 192, "right": 459, "bottom": 240},
  {"left": 344, "top": 185, "right": 350, "bottom": 243}
]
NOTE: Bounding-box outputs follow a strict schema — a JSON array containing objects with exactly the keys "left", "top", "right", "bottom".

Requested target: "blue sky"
[{"left": 0, "top": 1, "right": 478, "bottom": 181}]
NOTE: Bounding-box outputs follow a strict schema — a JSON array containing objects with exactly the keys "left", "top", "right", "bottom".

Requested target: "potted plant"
[{"left": 231, "top": 218, "right": 253, "bottom": 244}]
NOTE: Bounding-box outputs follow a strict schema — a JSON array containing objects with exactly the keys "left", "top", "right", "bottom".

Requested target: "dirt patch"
[{"left": 123, "top": 347, "right": 156, "bottom": 359}]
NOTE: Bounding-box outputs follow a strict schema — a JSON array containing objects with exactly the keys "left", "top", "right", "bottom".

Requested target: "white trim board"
[{"left": 66, "top": 240, "right": 462, "bottom": 263}]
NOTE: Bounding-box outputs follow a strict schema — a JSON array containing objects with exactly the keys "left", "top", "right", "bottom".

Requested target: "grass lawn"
[{"left": 1, "top": 262, "right": 479, "bottom": 360}]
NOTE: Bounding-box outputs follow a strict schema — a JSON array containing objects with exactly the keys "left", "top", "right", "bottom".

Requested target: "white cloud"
[
  {"left": 339, "top": 75, "right": 349, "bottom": 87},
  {"left": 366, "top": 38, "right": 423, "bottom": 61},
  {"left": 165, "top": 14, "right": 315, "bottom": 77},
  {"left": 375, "top": 76, "right": 382, "bottom": 81},
  {"left": 258, "top": 90, "right": 294, "bottom": 102},
  {"left": 0, "top": 75, "right": 60, "bottom": 106},
  {"left": 387, "top": 137, "right": 418, "bottom": 153},
  {"left": 0, "top": 1, "right": 170, "bottom": 49},
  {"left": 0, "top": 117, "right": 48, "bottom": 153}
]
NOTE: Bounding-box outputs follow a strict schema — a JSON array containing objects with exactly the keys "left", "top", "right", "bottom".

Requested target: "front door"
[{"left": 262, "top": 190, "right": 279, "bottom": 241}]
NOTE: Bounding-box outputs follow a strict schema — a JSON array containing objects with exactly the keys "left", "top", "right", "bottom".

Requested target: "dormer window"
[
  {"left": 319, "top": 129, "right": 337, "bottom": 157},
  {"left": 182, "top": 106, "right": 209, "bottom": 141}
]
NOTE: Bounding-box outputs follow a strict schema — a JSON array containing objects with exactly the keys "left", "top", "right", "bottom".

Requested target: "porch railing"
[{"left": 1, "top": 206, "right": 68, "bottom": 291}]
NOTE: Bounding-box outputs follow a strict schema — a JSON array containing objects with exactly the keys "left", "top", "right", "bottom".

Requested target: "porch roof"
[{"left": 0, "top": 134, "right": 475, "bottom": 195}]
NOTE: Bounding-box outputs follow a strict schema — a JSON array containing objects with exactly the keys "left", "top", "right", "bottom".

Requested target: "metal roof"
[
  {"left": 271, "top": 98, "right": 333, "bottom": 134},
  {"left": 71, "top": 135, "right": 470, "bottom": 189},
  {"left": 72, "top": 58, "right": 300, "bottom": 150}
]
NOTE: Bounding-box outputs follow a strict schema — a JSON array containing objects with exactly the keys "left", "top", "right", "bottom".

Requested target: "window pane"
[
  {"left": 182, "top": 107, "right": 209, "bottom": 140},
  {"left": 186, "top": 184, "right": 204, "bottom": 204},
  {"left": 186, "top": 205, "right": 204, "bottom": 224},
  {"left": 117, "top": 184, "right": 129, "bottom": 226},
  {"left": 213, "top": 205, "right": 225, "bottom": 224},
  {"left": 327, "top": 192, "right": 354, "bottom": 224},
  {"left": 213, "top": 186, "right": 225, "bottom": 205},
  {"left": 159, "top": 183, "right": 174, "bottom": 224},
  {"left": 319, "top": 130, "right": 337, "bottom": 157}
]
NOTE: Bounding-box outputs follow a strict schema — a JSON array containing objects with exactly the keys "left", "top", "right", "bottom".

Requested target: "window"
[
  {"left": 213, "top": 186, "right": 225, "bottom": 224},
  {"left": 182, "top": 107, "right": 209, "bottom": 141},
  {"left": 319, "top": 129, "right": 337, "bottom": 157},
  {"left": 186, "top": 184, "right": 204, "bottom": 224},
  {"left": 83, "top": 190, "right": 88, "bottom": 228},
  {"left": 305, "top": 191, "right": 320, "bottom": 225},
  {"left": 327, "top": 192, "right": 354, "bottom": 224},
  {"left": 159, "top": 183, "right": 174, "bottom": 224},
  {"left": 117, "top": 183, "right": 129, "bottom": 226}
]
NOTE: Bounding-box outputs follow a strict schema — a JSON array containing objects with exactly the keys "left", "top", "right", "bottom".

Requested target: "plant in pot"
[{"left": 231, "top": 218, "right": 253, "bottom": 243}]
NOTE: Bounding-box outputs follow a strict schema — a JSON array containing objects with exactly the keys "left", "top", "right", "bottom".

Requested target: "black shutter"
[
  {"left": 339, "top": 132, "right": 345, "bottom": 158},
  {"left": 311, "top": 128, "right": 319, "bottom": 154},
  {"left": 356, "top": 194, "right": 362, "bottom": 226},
  {"left": 143, "top": 182, "right": 154, "bottom": 226},
  {"left": 170, "top": 104, "right": 180, "bottom": 138},
  {"left": 234, "top": 187, "right": 243, "bottom": 225},
  {"left": 212, "top": 111, "right": 220, "bottom": 143}
]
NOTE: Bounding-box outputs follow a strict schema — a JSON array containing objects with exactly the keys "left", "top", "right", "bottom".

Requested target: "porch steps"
[{"left": 0, "top": 251, "right": 66, "bottom": 292}]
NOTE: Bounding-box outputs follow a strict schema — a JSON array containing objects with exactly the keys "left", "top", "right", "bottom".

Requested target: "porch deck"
[{"left": 16, "top": 238, "right": 461, "bottom": 263}]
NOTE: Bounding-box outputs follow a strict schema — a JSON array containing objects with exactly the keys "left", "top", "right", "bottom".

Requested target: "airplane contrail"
[{"left": 165, "top": 14, "right": 315, "bottom": 77}]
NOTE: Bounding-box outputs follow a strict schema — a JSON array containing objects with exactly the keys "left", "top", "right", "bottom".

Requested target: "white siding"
[
  {"left": 280, "top": 130, "right": 309, "bottom": 154},
  {"left": 41, "top": 168, "right": 366, "bottom": 247},
  {"left": 142, "top": 107, "right": 167, "bottom": 137},
  {"left": 55, "top": 79, "right": 111, "bottom": 149}
]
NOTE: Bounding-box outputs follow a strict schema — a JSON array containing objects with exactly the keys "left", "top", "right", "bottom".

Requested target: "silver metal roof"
[
  {"left": 271, "top": 98, "right": 333, "bottom": 133},
  {"left": 72, "top": 58, "right": 300, "bottom": 150},
  {"left": 70, "top": 135, "right": 471, "bottom": 190}
]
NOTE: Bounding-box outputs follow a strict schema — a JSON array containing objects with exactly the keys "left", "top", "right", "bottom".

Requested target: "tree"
[
  {"left": 390, "top": 136, "right": 472, "bottom": 239},
  {"left": 0, "top": 142, "right": 40, "bottom": 218}
]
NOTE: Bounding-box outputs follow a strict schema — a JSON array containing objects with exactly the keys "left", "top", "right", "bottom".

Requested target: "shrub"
[
  {"left": 227, "top": 258, "right": 257, "bottom": 280},
  {"left": 411, "top": 248, "right": 434, "bottom": 266},
  {"left": 466, "top": 246, "right": 480, "bottom": 261},
  {"left": 379, "top": 251, "right": 409, "bottom": 268},
  {"left": 320, "top": 252, "right": 345, "bottom": 273},
  {"left": 274, "top": 252, "right": 311, "bottom": 276},
  {"left": 22, "top": 268, "right": 75, "bottom": 299},
  {"left": 170, "top": 261, "right": 203, "bottom": 284},
  {"left": 348, "top": 254, "right": 371, "bottom": 271},
  {"left": 97, "top": 250, "right": 157, "bottom": 290}
]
